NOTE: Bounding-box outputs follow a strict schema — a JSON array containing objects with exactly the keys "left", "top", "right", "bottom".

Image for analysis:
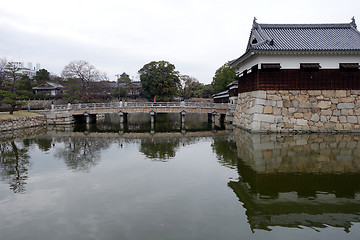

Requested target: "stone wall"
[
  {"left": 46, "top": 112, "right": 74, "bottom": 125},
  {"left": 233, "top": 90, "right": 360, "bottom": 132},
  {"left": 0, "top": 115, "right": 47, "bottom": 132}
]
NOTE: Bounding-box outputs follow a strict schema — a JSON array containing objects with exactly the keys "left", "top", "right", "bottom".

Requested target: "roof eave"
[{"left": 229, "top": 50, "right": 256, "bottom": 68}]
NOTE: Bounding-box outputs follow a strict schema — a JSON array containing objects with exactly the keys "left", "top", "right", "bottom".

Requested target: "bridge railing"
[{"left": 52, "top": 102, "right": 236, "bottom": 111}]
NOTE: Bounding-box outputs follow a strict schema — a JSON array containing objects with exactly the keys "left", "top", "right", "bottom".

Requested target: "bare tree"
[
  {"left": 62, "top": 60, "right": 106, "bottom": 92},
  {"left": 0, "top": 57, "right": 8, "bottom": 89},
  {"left": 61, "top": 60, "right": 108, "bottom": 101}
]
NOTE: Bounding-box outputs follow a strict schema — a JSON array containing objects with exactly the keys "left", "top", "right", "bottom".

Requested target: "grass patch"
[{"left": 0, "top": 111, "right": 43, "bottom": 120}]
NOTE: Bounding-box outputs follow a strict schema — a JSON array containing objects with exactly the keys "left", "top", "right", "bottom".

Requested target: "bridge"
[{"left": 47, "top": 101, "right": 236, "bottom": 125}]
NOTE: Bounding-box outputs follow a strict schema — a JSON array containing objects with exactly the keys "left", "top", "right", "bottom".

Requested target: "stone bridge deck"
[
  {"left": 53, "top": 102, "right": 236, "bottom": 115},
  {"left": 47, "top": 102, "right": 236, "bottom": 125}
]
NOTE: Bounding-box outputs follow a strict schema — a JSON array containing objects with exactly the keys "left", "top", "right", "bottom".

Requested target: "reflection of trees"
[
  {"left": 0, "top": 141, "right": 30, "bottom": 193},
  {"left": 140, "top": 138, "right": 180, "bottom": 161},
  {"left": 54, "top": 137, "right": 111, "bottom": 172},
  {"left": 211, "top": 137, "right": 238, "bottom": 168},
  {"left": 34, "top": 137, "right": 53, "bottom": 152}
]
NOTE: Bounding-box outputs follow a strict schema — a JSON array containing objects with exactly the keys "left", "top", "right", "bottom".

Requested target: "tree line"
[{"left": 0, "top": 57, "right": 237, "bottom": 113}]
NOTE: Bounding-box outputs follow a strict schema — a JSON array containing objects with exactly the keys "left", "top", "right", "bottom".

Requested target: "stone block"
[
  {"left": 289, "top": 90, "right": 300, "bottom": 95},
  {"left": 347, "top": 116, "right": 358, "bottom": 124},
  {"left": 311, "top": 114, "right": 320, "bottom": 122},
  {"left": 320, "top": 115, "right": 328, "bottom": 122},
  {"left": 308, "top": 90, "right": 322, "bottom": 96},
  {"left": 339, "top": 116, "right": 347, "bottom": 123},
  {"left": 324, "top": 122, "right": 336, "bottom": 129},
  {"left": 330, "top": 116, "right": 338, "bottom": 123},
  {"left": 331, "top": 98, "right": 339, "bottom": 104},
  {"left": 339, "top": 97, "right": 356, "bottom": 103},
  {"left": 341, "top": 109, "right": 349, "bottom": 115},
  {"left": 261, "top": 122, "right": 271, "bottom": 130},
  {"left": 296, "top": 119, "right": 308, "bottom": 126},
  {"left": 322, "top": 90, "right": 336, "bottom": 98},
  {"left": 273, "top": 107, "right": 282, "bottom": 115},
  {"left": 336, "top": 90, "right": 347, "bottom": 98},
  {"left": 344, "top": 123, "right": 352, "bottom": 130},
  {"left": 318, "top": 101, "right": 331, "bottom": 109},
  {"left": 336, "top": 124, "right": 344, "bottom": 130},
  {"left": 304, "top": 112, "right": 312, "bottom": 120},
  {"left": 292, "top": 99, "right": 299, "bottom": 108},
  {"left": 251, "top": 91, "right": 267, "bottom": 99},
  {"left": 263, "top": 106, "right": 273, "bottom": 114},
  {"left": 253, "top": 113, "right": 275, "bottom": 123},
  {"left": 321, "top": 110, "right": 332, "bottom": 116},
  {"left": 294, "top": 113, "right": 303, "bottom": 118},
  {"left": 333, "top": 110, "right": 340, "bottom": 116},
  {"left": 250, "top": 121, "right": 261, "bottom": 131},
  {"left": 249, "top": 105, "right": 264, "bottom": 114},
  {"left": 283, "top": 100, "right": 291, "bottom": 108},
  {"left": 267, "top": 95, "right": 282, "bottom": 101},
  {"left": 338, "top": 103, "right": 355, "bottom": 109}
]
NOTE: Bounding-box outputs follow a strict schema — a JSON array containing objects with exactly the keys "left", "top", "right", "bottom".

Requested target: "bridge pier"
[
  {"left": 118, "top": 111, "right": 124, "bottom": 131},
  {"left": 180, "top": 110, "right": 186, "bottom": 123},
  {"left": 84, "top": 112, "right": 90, "bottom": 124},
  {"left": 150, "top": 110, "right": 156, "bottom": 124}
]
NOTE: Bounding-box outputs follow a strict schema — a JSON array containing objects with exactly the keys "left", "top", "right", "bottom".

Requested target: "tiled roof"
[
  {"left": 248, "top": 18, "right": 360, "bottom": 51},
  {"left": 33, "top": 81, "right": 64, "bottom": 90},
  {"left": 229, "top": 18, "right": 360, "bottom": 67}
]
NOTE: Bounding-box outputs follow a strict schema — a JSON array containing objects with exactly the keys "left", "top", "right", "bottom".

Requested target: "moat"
[{"left": 0, "top": 120, "right": 360, "bottom": 240}]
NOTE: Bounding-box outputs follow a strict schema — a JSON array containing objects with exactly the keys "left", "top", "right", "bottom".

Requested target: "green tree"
[
  {"left": 117, "top": 73, "right": 131, "bottom": 83},
  {"left": 138, "top": 61, "right": 180, "bottom": 102},
  {"left": 114, "top": 86, "right": 128, "bottom": 99},
  {"left": 180, "top": 75, "right": 203, "bottom": 99},
  {"left": 0, "top": 62, "right": 28, "bottom": 114},
  {"left": 199, "top": 84, "right": 213, "bottom": 98},
  {"left": 211, "top": 64, "right": 237, "bottom": 94},
  {"left": 34, "top": 69, "right": 50, "bottom": 84}
]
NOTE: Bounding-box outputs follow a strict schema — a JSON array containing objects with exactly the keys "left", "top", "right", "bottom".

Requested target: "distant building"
[
  {"left": 212, "top": 80, "right": 238, "bottom": 103},
  {"left": 116, "top": 72, "right": 130, "bottom": 82},
  {"left": 10, "top": 61, "right": 41, "bottom": 78},
  {"left": 32, "top": 81, "right": 64, "bottom": 96}
]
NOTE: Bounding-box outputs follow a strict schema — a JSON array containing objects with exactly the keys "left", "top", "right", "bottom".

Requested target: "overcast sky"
[{"left": 1, "top": 0, "right": 359, "bottom": 84}]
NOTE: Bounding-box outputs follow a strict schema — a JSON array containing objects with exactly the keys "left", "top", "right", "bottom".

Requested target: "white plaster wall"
[{"left": 235, "top": 53, "right": 360, "bottom": 73}]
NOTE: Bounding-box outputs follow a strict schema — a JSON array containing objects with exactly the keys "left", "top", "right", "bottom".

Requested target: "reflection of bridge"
[{"left": 47, "top": 102, "right": 236, "bottom": 125}]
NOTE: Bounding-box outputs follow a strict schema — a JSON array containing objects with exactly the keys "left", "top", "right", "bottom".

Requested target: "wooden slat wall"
[{"left": 238, "top": 69, "right": 360, "bottom": 93}]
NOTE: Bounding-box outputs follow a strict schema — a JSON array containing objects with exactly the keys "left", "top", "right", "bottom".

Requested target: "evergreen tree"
[{"left": 138, "top": 61, "right": 180, "bottom": 102}]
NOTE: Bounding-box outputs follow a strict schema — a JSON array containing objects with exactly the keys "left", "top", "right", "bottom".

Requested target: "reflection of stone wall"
[
  {"left": 233, "top": 128, "right": 360, "bottom": 174},
  {"left": 234, "top": 90, "right": 360, "bottom": 132}
]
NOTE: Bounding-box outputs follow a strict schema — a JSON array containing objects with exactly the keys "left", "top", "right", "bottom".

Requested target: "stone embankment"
[
  {"left": 234, "top": 90, "right": 360, "bottom": 132},
  {"left": 0, "top": 114, "right": 47, "bottom": 132}
]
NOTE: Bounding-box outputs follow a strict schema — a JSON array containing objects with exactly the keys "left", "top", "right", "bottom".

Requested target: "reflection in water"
[
  {"left": 228, "top": 128, "right": 360, "bottom": 232},
  {"left": 1, "top": 124, "right": 360, "bottom": 238},
  {"left": 0, "top": 141, "right": 30, "bottom": 193},
  {"left": 54, "top": 137, "right": 112, "bottom": 172},
  {"left": 140, "top": 138, "right": 181, "bottom": 161}
]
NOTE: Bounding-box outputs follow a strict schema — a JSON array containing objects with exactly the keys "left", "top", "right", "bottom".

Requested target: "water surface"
[{"left": 0, "top": 124, "right": 359, "bottom": 240}]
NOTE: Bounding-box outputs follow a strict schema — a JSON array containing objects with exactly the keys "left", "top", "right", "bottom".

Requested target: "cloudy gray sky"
[{"left": 1, "top": 0, "right": 359, "bottom": 84}]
